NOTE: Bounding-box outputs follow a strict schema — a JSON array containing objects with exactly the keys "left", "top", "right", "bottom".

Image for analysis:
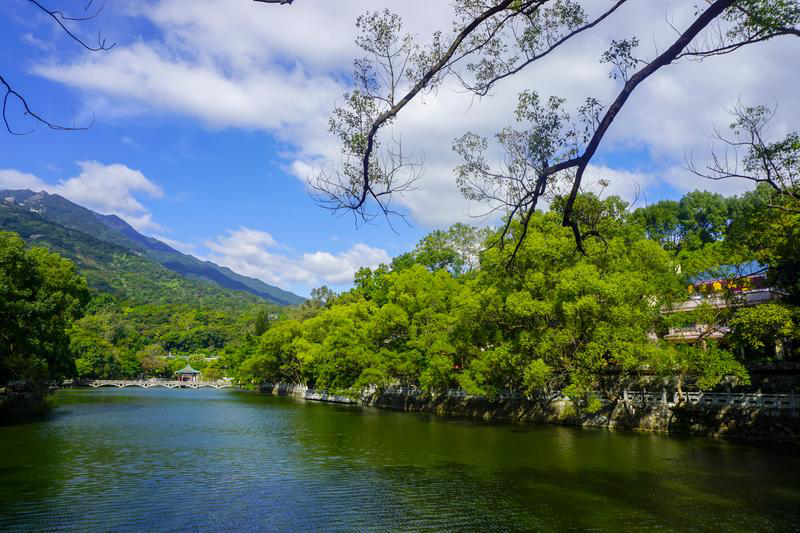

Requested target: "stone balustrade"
[{"left": 81, "top": 379, "right": 232, "bottom": 389}]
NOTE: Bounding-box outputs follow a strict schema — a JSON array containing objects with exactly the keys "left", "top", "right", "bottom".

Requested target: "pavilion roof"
[{"left": 176, "top": 364, "right": 200, "bottom": 374}]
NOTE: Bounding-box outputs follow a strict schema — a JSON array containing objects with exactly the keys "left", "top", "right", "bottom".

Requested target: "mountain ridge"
[{"left": 0, "top": 189, "right": 304, "bottom": 306}]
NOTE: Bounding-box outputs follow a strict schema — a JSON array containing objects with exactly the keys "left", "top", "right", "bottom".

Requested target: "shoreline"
[
  {"left": 44, "top": 382, "right": 800, "bottom": 443},
  {"left": 0, "top": 383, "right": 53, "bottom": 411},
  {"left": 260, "top": 383, "right": 800, "bottom": 444}
]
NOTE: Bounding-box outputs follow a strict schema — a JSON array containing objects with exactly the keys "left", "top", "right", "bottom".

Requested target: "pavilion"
[{"left": 175, "top": 364, "right": 201, "bottom": 382}]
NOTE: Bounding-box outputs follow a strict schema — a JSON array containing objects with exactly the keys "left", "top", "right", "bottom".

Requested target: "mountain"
[{"left": 0, "top": 189, "right": 304, "bottom": 306}]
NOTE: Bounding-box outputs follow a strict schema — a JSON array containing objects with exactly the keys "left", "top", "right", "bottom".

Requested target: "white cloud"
[
  {"left": 301, "top": 243, "right": 391, "bottom": 284},
  {"left": 0, "top": 161, "right": 164, "bottom": 231},
  {"left": 582, "top": 165, "right": 656, "bottom": 209},
  {"left": 120, "top": 136, "right": 141, "bottom": 150},
  {"left": 34, "top": 43, "right": 343, "bottom": 136},
  {"left": 30, "top": 0, "right": 799, "bottom": 227},
  {"left": 204, "top": 226, "right": 390, "bottom": 291},
  {"left": 20, "top": 32, "right": 51, "bottom": 51},
  {"left": 658, "top": 164, "right": 756, "bottom": 199},
  {"left": 0, "top": 169, "right": 46, "bottom": 191}
]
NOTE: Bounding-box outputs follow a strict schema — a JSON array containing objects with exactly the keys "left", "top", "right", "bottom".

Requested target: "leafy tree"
[
  {"left": 727, "top": 184, "right": 800, "bottom": 304},
  {"left": 729, "top": 303, "right": 798, "bottom": 359},
  {"left": 301, "top": 300, "right": 377, "bottom": 391},
  {"left": 246, "top": 319, "right": 305, "bottom": 384},
  {"left": 167, "top": 357, "right": 189, "bottom": 377},
  {"left": 632, "top": 200, "right": 682, "bottom": 251},
  {"left": 238, "top": 354, "right": 277, "bottom": 387},
  {"left": 412, "top": 230, "right": 463, "bottom": 274},
  {"left": 388, "top": 265, "right": 463, "bottom": 391},
  {"left": 633, "top": 191, "right": 731, "bottom": 253},
  {"left": 0, "top": 231, "right": 89, "bottom": 384},
  {"left": 188, "top": 355, "right": 208, "bottom": 371},
  {"left": 229, "top": 199, "right": 770, "bottom": 401},
  {"left": 140, "top": 344, "right": 170, "bottom": 377},
  {"left": 464, "top": 208, "right": 687, "bottom": 401},
  {"left": 650, "top": 342, "right": 749, "bottom": 402},
  {"left": 291, "top": 285, "right": 339, "bottom": 320},
  {"left": 254, "top": 309, "right": 271, "bottom": 337},
  {"left": 677, "top": 191, "right": 730, "bottom": 250},
  {"left": 353, "top": 264, "right": 392, "bottom": 304},
  {"left": 411, "top": 223, "right": 493, "bottom": 275},
  {"left": 202, "top": 364, "right": 224, "bottom": 381},
  {"left": 387, "top": 223, "right": 491, "bottom": 276},
  {"left": 70, "top": 328, "right": 120, "bottom": 380},
  {"left": 310, "top": 286, "right": 337, "bottom": 307},
  {"left": 388, "top": 253, "right": 416, "bottom": 273},
  {"left": 446, "top": 223, "right": 493, "bottom": 273}
]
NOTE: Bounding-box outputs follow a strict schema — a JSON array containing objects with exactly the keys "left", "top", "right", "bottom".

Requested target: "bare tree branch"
[
  {"left": 688, "top": 101, "right": 800, "bottom": 211},
  {"left": 554, "top": 0, "right": 737, "bottom": 254},
  {"left": 257, "top": 0, "right": 798, "bottom": 256},
  {"left": 679, "top": 0, "right": 800, "bottom": 59},
  {"left": 464, "top": 0, "right": 629, "bottom": 96},
  {"left": 352, "top": 0, "right": 527, "bottom": 215},
  {"left": 2, "top": 1, "right": 113, "bottom": 134},
  {"left": 1, "top": 74, "right": 92, "bottom": 135},
  {"left": 468, "top": 0, "right": 739, "bottom": 261},
  {"left": 28, "top": 0, "right": 115, "bottom": 51}
]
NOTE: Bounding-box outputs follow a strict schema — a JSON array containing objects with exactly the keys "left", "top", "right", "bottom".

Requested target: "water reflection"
[{"left": 0, "top": 388, "right": 797, "bottom": 532}]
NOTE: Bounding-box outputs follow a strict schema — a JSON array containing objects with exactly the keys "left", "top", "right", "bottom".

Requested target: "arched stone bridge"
[{"left": 83, "top": 380, "right": 232, "bottom": 389}]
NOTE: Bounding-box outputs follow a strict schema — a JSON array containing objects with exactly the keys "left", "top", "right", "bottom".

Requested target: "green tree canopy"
[{"left": 0, "top": 231, "right": 90, "bottom": 384}]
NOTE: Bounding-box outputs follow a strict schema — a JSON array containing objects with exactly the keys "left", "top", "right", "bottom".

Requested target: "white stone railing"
[
  {"left": 596, "top": 390, "right": 798, "bottom": 409},
  {"left": 82, "top": 380, "right": 232, "bottom": 389},
  {"left": 261, "top": 382, "right": 799, "bottom": 410},
  {"left": 678, "top": 391, "right": 797, "bottom": 409},
  {"left": 261, "top": 383, "right": 357, "bottom": 403},
  {"left": 395, "top": 386, "right": 799, "bottom": 410}
]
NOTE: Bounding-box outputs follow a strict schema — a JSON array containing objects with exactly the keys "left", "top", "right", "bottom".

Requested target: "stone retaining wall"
[
  {"left": 260, "top": 383, "right": 800, "bottom": 443},
  {"left": 259, "top": 383, "right": 356, "bottom": 404},
  {"left": 369, "top": 391, "right": 800, "bottom": 443}
]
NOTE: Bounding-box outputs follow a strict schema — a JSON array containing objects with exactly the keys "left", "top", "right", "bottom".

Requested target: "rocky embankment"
[
  {"left": 371, "top": 391, "right": 800, "bottom": 443},
  {"left": 0, "top": 382, "right": 53, "bottom": 411},
  {"left": 260, "top": 383, "right": 800, "bottom": 443}
]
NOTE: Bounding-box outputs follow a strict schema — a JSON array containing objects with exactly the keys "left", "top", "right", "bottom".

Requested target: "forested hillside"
[
  {"left": 0, "top": 190, "right": 304, "bottom": 306},
  {"left": 0, "top": 201, "right": 260, "bottom": 309},
  {"left": 0, "top": 191, "right": 294, "bottom": 382}
]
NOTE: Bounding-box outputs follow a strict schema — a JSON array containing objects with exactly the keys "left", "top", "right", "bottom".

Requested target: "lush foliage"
[
  {"left": 68, "top": 301, "right": 283, "bottom": 380},
  {"left": 1, "top": 193, "right": 292, "bottom": 382},
  {"left": 0, "top": 231, "right": 89, "bottom": 384},
  {"left": 231, "top": 188, "right": 799, "bottom": 404},
  {"left": 0, "top": 199, "right": 268, "bottom": 310}
]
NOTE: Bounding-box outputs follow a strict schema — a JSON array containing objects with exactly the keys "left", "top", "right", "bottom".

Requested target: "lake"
[{"left": 1, "top": 388, "right": 798, "bottom": 531}]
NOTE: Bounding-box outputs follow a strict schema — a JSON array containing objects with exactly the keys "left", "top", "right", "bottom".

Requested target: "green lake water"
[{"left": 0, "top": 388, "right": 798, "bottom": 532}]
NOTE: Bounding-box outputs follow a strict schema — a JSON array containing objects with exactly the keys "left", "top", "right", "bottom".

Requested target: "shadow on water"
[
  {"left": 0, "top": 412, "right": 71, "bottom": 513},
  {"left": 0, "top": 400, "right": 69, "bottom": 428},
  {"left": 275, "top": 395, "right": 800, "bottom": 530}
]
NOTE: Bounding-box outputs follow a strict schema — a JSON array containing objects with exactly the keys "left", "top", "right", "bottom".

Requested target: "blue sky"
[{"left": 1, "top": 0, "right": 796, "bottom": 296}]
